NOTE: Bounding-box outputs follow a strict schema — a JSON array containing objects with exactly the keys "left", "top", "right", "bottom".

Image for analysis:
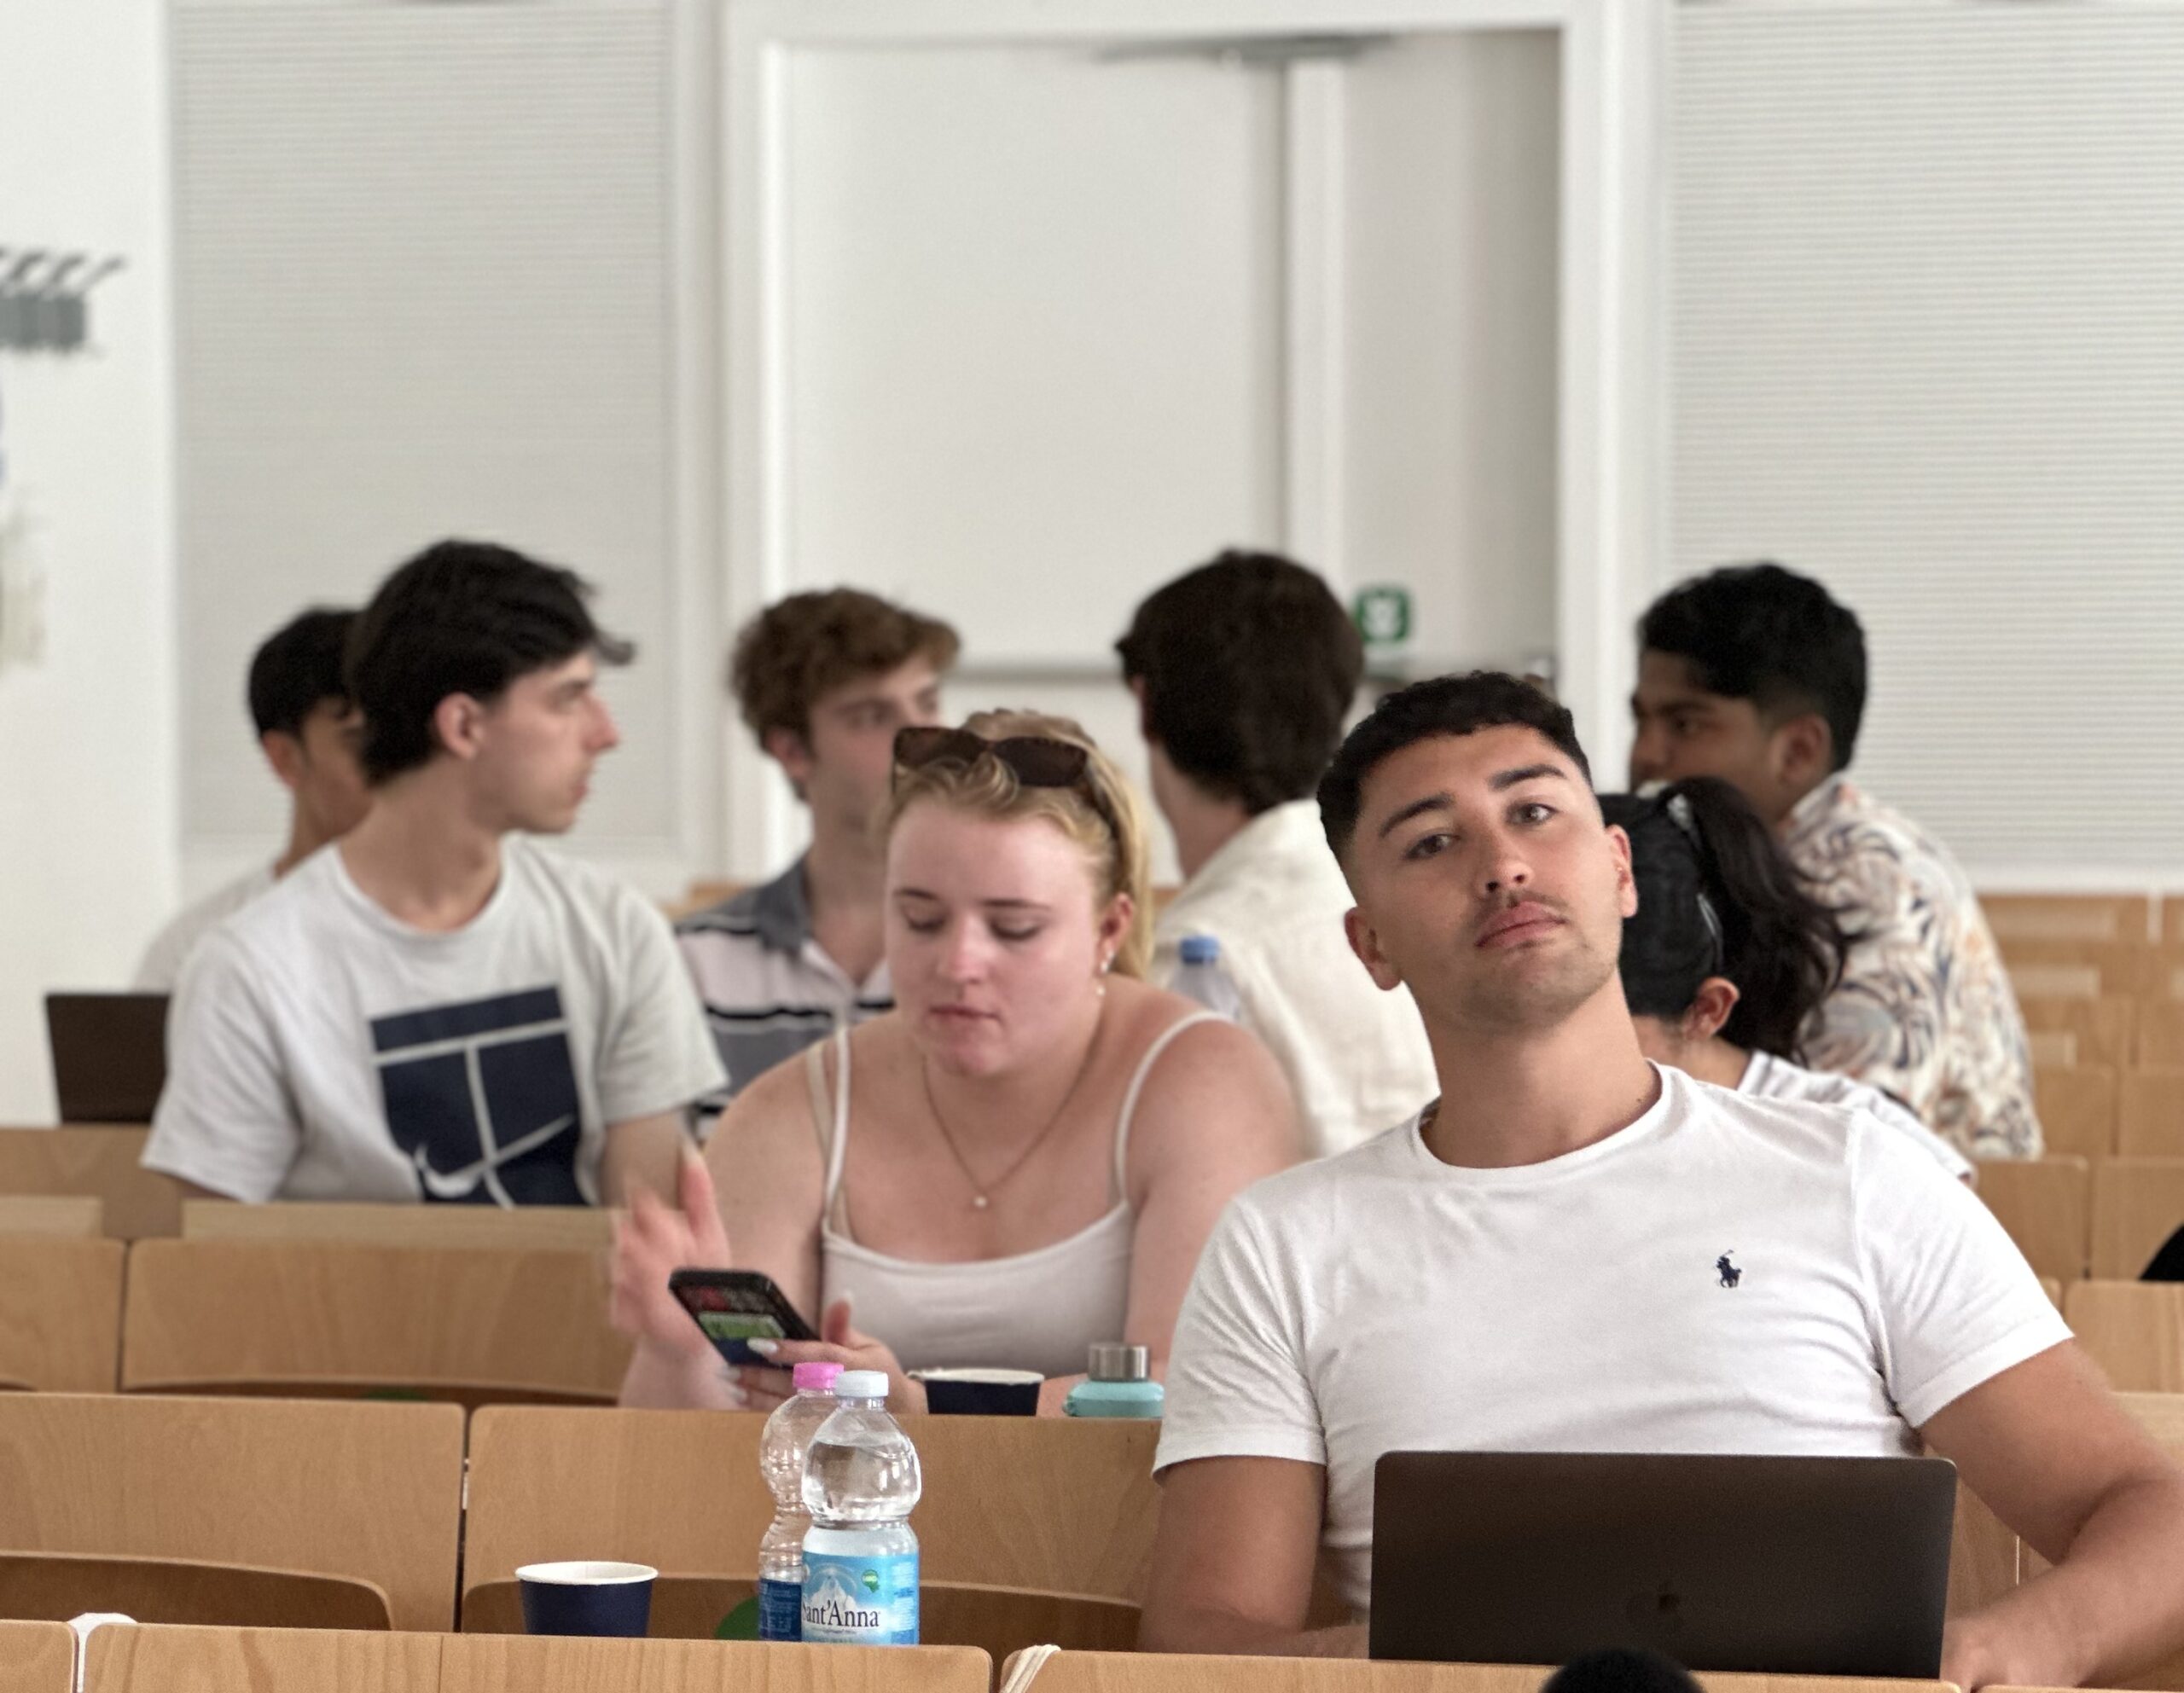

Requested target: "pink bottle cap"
[{"left": 793, "top": 1361, "right": 844, "bottom": 1392}]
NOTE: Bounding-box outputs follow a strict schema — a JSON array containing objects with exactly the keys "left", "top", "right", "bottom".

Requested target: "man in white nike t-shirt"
[
  {"left": 1142, "top": 673, "right": 2184, "bottom": 1686},
  {"left": 144, "top": 540, "right": 724, "bottom": 1208}
]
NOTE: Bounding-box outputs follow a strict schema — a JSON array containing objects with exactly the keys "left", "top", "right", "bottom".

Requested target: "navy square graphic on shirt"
[{"left": 370, "top": 986, "right": 585, "bottom": 1206}]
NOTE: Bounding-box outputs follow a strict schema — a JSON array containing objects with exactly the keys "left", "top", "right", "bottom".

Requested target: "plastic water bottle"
[
  {"left": 1063, "top": 1342, "right": 1165, "bottom": 1418},
  {"left": 800, "top": 1370, "right": 922, "bottom": 1646},
  {"left": 758, "top": 1361, "right": 845, "bottom": 1641},
  {"left": 1171, "top": 933, "right": 1243, "bottom": 1020}
]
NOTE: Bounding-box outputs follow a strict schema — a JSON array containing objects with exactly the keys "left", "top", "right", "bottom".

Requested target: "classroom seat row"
[
  {"left": 0, "top": 1394, "right": 2181, "bottom": 1689},
  {"left": 0, "top": 1126, "right": 627, "bottom": 1244},
  {"left": 1, "top": 1157, "right": 2182, "bottom": 1400},
  {"left": 2030, "top": 1065, "right": 2184, "bottom": 1162},
  {"left": 1973, "top": 1157, "right": 2184, "bottom": 1284},
  {"left": 21, "top": 1618, "right": 2124, "bottom": 1693},
  {"left": 0, "top": 1223, "right": 628, "bottom": 1400}
]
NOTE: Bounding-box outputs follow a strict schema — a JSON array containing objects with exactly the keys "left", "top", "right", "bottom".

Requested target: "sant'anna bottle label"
[{"left": 799, "top": 1551, "right": 919, "bottom": 1645}]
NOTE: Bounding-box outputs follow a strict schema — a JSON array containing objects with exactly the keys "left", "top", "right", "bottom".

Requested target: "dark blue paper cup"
[
  {"left": 516, "top": 1561, "right": 657, "bottom": 1637},
  {"left": 912, "top": 1367, "right": 1043, "bottom": 1416}
]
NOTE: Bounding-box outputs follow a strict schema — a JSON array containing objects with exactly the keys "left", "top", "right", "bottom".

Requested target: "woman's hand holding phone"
[
  {"left": 734, "top": 1296, "right": 929, "bottom": 1416},
  {"left": 611, "top": 1149, "right": 733, "bottom": 1366}
]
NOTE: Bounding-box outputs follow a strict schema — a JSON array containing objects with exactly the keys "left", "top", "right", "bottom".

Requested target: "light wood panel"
[
  {"left": 0, "top": 1236, "right": 125, "bottom": 1392},
  {"left": 0, "top": 1621, "right": 75, "bottom": 1693},
  {"left": 464, "top": 1409, "right": 1162, "bottom": 1609},
  {"left": 0, "top": 1551, "right": 391, "bottom": 1630},
  {"left": 120, "top": 1238, "right": 630, "bottom": 1406},
  {"left": 1948, "top": 1486, "right": 2018, "bottom": 1620},
  {"left": 1982, "top": 894, "right": 2153, "bottom": 944},
  {"left": 2001, "top": 941, "right": 2184, "bottom": 1002},
  {"left": 2036, "top": 1065, "right": 2118, "bottom": 1163},
  {"left": 0, "top": 1196, "right": 102, "bottom": 1237},
  {"left": 180, "top": 1201, "right": 614, "bottom": 1252},
  {"left": 84, "top": 1626, "right": 440, "bottom": 1693},
  {"left": 2141, "top": 1002, "right": 2184, "bottom": 1070},
  {"left": 997, "top": 1655, "right": 1956, "bottom": 1693},
  {"left": 2091, "top": 1159, "right": 2184, "bottom": 1279},
  {"left": 1976, "top": 1158, "right": 2091, "bottom": 1284},
  {"left": 0, "top": 1128, "right": 182, "bottom": 1239},
  {"left": 81, "top": 1626, "right": 990, "bottom": 1692},
  {"left": 2121, "top": 1070, "right": 2184, "bottom": 1157},
  {"left": 2067, "top": 1284, "right": 2184, "bottom": 1394},
  {"left": 439, "top": 1633, "right": 990, "bottom": 1693},
  {"left": 0, "top": 1392, "right": 463, "bottom": 1631},
  {"left": 2018, "top": 996, "right": 2135, "bottom": 1071}
]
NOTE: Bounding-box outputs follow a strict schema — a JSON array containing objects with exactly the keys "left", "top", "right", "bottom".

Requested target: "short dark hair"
[
  {"left": 1116, "top": 549, "right": 1363, "bottom": 815},
  {"left": 247, "top": 607, "right": 356, "bottom": 739},
  {"left": 346, "top": 538, "right": 632, "bottom": 785},
  {"left": 1638, "top": 562, "right": 1867, "bottom": 772},
  {"left": 1599, "top": 777, "right": 1846, "bottom": 1061},
  {"left": 731, "top": 588, "right": 960, "bottom": 744},
  {"left": 1318, "top": 671, "right": 1592, "bottom": 861}
]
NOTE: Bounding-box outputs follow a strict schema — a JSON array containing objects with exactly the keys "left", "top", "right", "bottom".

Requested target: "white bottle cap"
[{"left": 835, "top": 1370, "right": 889, "bottom": 1400}]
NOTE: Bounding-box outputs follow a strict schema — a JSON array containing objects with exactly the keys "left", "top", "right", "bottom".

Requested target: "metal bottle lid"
[{"left": 1087, "top": 1342, "right": 1150, "bottom": 1383}]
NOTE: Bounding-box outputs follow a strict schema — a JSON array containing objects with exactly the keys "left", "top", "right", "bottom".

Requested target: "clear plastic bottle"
[
  {"left": 1171, "top": 934, "right": 1243, "bottom": 1021},
  {"left": 757, "top": 1360, "right": 844, "bottom": 1641},
  {"left": 799, "top": 1370, "right": 922, "bottom": 1646}
]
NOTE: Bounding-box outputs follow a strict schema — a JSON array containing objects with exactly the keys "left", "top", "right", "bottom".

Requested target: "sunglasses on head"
[{"left": 892, "top": 725, "right": 1092, "bottom": 790}]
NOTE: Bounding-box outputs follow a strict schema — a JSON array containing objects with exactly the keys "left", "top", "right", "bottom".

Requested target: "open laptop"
[
  {"left": 45, "top": 993, "right": 170, "bottom": 1122},
  {"left": 1370, "top": 1450, "right": 1956, "bottom": 1675}
]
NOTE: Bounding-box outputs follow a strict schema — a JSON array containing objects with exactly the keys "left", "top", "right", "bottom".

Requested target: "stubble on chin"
[{"left": 1447, "top": 936, "right": 1618, "bottom": 1035}]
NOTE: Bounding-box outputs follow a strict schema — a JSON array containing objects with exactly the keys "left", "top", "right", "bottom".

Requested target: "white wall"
[
  {"left": 1671, "top": 3, "right": 2184, "bottom": 887},
  {"left": 0, "top": 0, "right": 177, "bottom": 1120}
]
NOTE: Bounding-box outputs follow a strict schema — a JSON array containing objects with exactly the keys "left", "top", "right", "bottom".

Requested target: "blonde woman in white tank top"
[{"left": 613, "top": 712, "right": 1299, "bottom": 1416}]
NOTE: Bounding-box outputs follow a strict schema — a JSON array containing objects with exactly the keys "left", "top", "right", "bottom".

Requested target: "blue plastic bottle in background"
[
  {"left": 800, "top": 1370, "right": 922, "bottom": 1646},
  {"left": 757, "top": 1360, "right": 843, "bottom": 1640},
  {"left": 1170, "top": 934, "right": 1243, "bottom": 1020},
  {"left": 1063, "top": 1342, "right": 1165, "bottom": 1419}
]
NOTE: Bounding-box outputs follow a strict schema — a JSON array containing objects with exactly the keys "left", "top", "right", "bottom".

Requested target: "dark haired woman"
[{"left": 1599, "top": 778, "right": 1970, "bottom": 1182}]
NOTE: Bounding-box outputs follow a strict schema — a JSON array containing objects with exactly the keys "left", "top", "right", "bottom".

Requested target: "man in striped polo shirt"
[{"left": 677, "top": 590, "right": 958, "bottom": 1133}]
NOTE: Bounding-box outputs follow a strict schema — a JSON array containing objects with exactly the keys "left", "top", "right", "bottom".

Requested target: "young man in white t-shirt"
[
  {"left": 144, "top": 540, "right": 725, "bottom": 1207},
  {"left": 134, "top": 606, "right": 372, "bottom": 991},
  {"left": 1143, "top": 673, "right": 2184, "bottom": 1686}
]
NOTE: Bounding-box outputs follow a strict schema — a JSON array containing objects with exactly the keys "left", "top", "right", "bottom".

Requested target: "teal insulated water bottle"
[{"left": 1063, "top": 1342, "right": 1164, "bottom": 1419}]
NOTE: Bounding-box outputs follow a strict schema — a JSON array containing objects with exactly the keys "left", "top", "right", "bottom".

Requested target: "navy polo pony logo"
[{"left": 1716, "top": 1253, "right": 1742, "bottom": 1289}]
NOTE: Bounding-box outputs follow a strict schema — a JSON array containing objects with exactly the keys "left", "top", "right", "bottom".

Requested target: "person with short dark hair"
[
  {"left": 1141, "top": 673, "right": 2184, "bottom": 1684},
  {"left": 676, "top": 589, "right": 959, "bottom": 1126},
  {"left": 1629, "top": 562, "right": 2040, "bottom": 1160},
  {"left": 134, "top": 607, "right": 371, "bottom": 990},
  {"left": 143, "top": 540, "right": 723, "bottom": 1207},
  {"left": 1600, "top": 777, "right": 1969, "bottom": 1181},
  {"left": 1117, "top": 550, "right": 1435, "bottom": 1157}
]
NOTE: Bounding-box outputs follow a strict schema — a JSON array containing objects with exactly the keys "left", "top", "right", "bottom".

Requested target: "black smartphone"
[{"left": 668, "top": 1268, "right": 818, "bottom": 1367}]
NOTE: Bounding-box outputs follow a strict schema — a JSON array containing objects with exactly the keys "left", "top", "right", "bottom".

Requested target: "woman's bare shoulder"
[{"left": 1104, "top": 980, "right": 1300, "bottom": 1158}]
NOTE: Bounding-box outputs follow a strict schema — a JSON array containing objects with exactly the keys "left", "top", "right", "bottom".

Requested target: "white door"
[{"left": 721, "top": 0, "right": 1663, "bottom": 874}]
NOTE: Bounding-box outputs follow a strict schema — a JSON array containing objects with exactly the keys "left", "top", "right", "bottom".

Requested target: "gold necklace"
[{"left": 921, "top": 1018, "right": 1103, "bottom": 1210}]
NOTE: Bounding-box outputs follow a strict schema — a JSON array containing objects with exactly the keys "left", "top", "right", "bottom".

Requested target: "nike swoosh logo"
[{"left": 410, "top": 1114, "right": 577, "bottom": 1198}]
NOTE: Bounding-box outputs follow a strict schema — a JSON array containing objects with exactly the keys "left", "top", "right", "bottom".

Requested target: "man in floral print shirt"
[{"left": 1629, "top": 563, "right": 2042, "bottom": 1160}]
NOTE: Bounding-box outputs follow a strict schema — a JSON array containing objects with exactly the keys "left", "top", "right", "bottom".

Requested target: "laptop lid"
[
  {"left": 45, "top": 993, "right": 170, "bottom": 1122},
  {"left": 1369, "top": 1450, "right": 1955, "bottom": 1676}
]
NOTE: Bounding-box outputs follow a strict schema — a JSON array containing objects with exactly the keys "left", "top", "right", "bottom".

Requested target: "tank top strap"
[
  {"left": 804, "top": 1028, "right": 856, "bottom": 1220},
  {"left": 1111, "top": 1010, "right": 1224, "bottom": 1199}
]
